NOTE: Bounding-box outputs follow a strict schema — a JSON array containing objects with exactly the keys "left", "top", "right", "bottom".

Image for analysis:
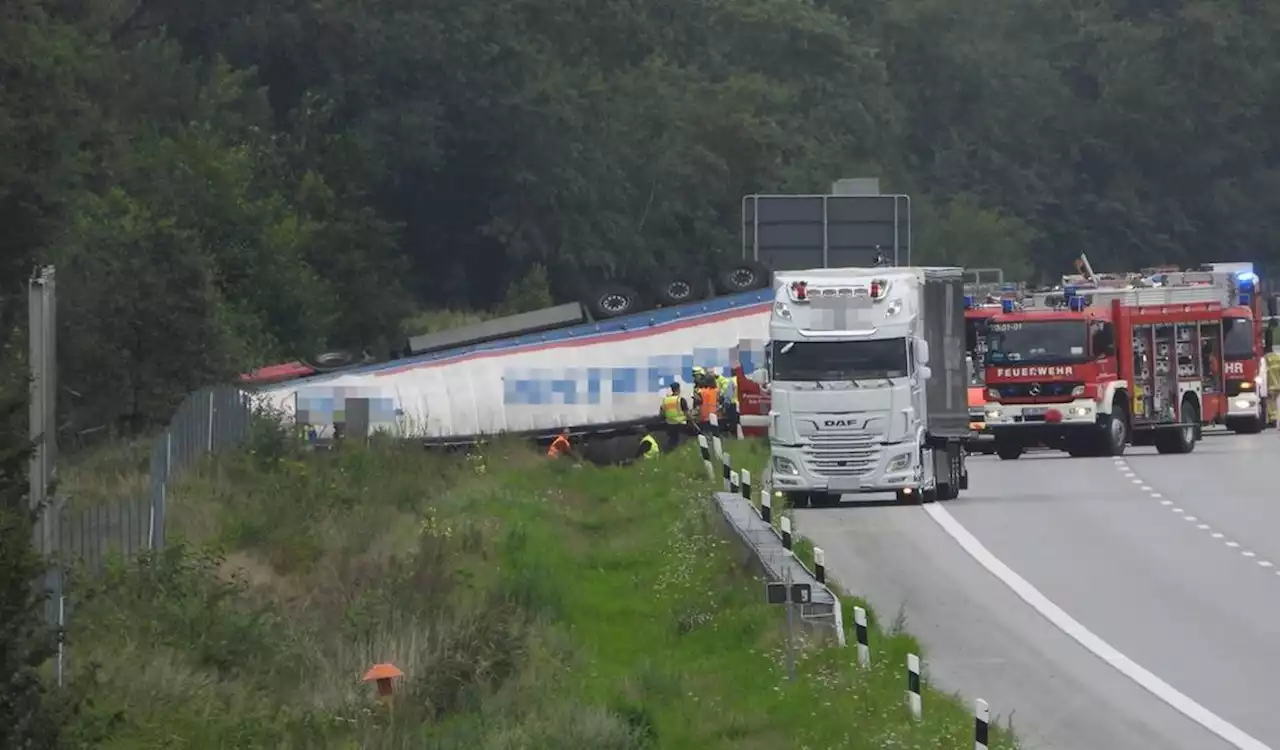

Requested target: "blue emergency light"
[
  {"left": 1239, "top": 294, "right": 1252, "bottom": 306},
  {"left": 1063, "top": 285, "right": 1078, "bottom": 298},
  {"left": 1068, "top": 296, "right": 1086, "bottom": 312},
  {"left": 964, "top": 295, "right": 976, "bottom": 309},
  {"left": 1001, "top": 298, "right": 1015, "bottom": 313},
  {"left": 1236, "top": 271, "right": 1258, "bottom": 295}
]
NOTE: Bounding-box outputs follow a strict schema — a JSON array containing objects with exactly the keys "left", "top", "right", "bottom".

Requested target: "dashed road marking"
[{"left": 1114, "top": 458, "right": 1272, "bottom": 580}]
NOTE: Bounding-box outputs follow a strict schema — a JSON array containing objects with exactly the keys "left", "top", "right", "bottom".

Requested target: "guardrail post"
[
  {"left": 907, "top": 653, "right": 922, "bottom": 720},
  {"left": 854, "top": 606, "right": 870, "bottom": 667},
  {"left": 729, "top": 469, "right": 739, "bottom": 494},
  {"left": 761, "top": 488, "right": 772, "bottom": 524},
  {"left": 813, "top": 546, "right": 826, "bottom": 583},
  {"left": 698, "top": 435, "right": 714, "bottom": 479},
  {"left": 975, "top": 699, "right": 990, "bottom": 749},
  {"left": 721, "top": 451, "right": 733, "bottom": 492},
  {"left": 779, "top": 515, "right": 792, "bottom": 550},
  {"left": 740, "top": 469, "right": 751, "bottom": 501}
]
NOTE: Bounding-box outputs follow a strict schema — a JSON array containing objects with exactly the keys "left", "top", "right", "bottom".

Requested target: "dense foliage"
[{"left": 4, "top": 0, "right": 1279, "bottom": 436}]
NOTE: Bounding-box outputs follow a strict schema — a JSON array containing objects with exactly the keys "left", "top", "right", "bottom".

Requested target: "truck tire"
[
  {"left": 1155, "top": 398, "right": 1198, "bottom": 454},
  {"left": 302, "top": 349, "right": 372, "bottom": 372},
  {"left": 714, "top": 260, "right": 770, "bottom": 295},
  {"left": 588, "top": 286, "right": 641, "bottom": 319},
  {"left": 936, "top": 443, "right": 963, "bottom": 500},
  {"left": 1095, "top": 398, "right": 1128, "bottom": 456},
  {"left": 656, "top": 276, "right": 702, "bottom": 306}
]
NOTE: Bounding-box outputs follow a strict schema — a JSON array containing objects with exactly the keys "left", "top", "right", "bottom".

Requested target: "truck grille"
[
  {"left": 991, "top": 381, "right": 1082, "bottom": 401},
  {"left": 802, "top": 431, "right": 880, "bottom": 477}
]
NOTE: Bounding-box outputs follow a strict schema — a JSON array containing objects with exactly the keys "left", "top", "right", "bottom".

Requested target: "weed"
[{"left": 58, "top": 430, "right": 1017, "bottom": 749}]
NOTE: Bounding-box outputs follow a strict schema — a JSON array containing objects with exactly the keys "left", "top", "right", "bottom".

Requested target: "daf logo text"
[
  {"left": 823, "top": 419, "right": 855, "bottom": 428},
  {"left": 994, "top": 366, "right": 1075, "bottom": 378}
]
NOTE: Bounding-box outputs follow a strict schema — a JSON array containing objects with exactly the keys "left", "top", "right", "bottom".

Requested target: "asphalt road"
[{"left": 799, "top": 430, "right": 1280, "bottom": 750}]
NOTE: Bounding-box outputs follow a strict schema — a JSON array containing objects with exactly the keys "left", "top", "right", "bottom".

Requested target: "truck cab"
[{"left": 767, "top": 267, "right": 969, "bottom": 506}]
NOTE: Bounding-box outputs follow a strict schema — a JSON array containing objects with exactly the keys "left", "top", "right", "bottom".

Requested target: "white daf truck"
[{"left": 766, "top": 266, "right": 971, "bottom": 506}]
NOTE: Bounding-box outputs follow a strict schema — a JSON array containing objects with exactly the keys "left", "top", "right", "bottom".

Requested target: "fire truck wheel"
[
  {"left": 1097, "top": 399, "right": 1129, "bottom": 456},
  {"left": 995, "top": 443, "right": 1023, "bottom": 460},
  {"left": 1155, "top": 398, "right": 1198, "bottom": 454}
]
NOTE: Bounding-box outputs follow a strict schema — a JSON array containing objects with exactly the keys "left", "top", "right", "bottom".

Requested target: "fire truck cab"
[{"left": 982, "top": 269, "right": 1254, "bottom": 459}]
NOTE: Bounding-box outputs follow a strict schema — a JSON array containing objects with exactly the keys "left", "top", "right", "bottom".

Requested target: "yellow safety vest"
[
  {"left": 661, "top": 395, "right": 687, "bottom": 424},
  {"left": 640, "top": 434, "right": 659, "bottom": 459},
  {"left": 716, "top": 374, "right": 738, "bottom": 407}
]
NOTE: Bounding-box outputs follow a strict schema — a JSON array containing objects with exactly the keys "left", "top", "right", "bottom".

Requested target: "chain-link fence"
[{"left": 49, "top": 385, "right": 255, "bottom": 571}]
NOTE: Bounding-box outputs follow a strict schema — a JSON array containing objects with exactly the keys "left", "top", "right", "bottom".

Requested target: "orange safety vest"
[
  {"left": 547, "top": 434, "right": 570, "bottom": 457},
  {"left": 698, "top": 386, "right": 719, "bottom": 421}
]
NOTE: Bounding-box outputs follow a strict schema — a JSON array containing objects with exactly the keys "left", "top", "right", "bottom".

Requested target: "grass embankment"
[{"left": 61, "top": 424, "right": 1017, "bottom": 748}]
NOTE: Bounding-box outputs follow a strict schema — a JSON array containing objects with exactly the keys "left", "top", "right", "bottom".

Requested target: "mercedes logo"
[{"left": 1029, "top": 383, "right": 1042, "bottom": 396}]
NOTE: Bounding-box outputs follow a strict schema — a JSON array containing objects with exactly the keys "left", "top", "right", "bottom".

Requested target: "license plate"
[
  {"left": 1021, "top": 406, "right": 1047, "bottom": 416},
  {"left": 828, "top": 477, "right": 862, "bottom": 492}
]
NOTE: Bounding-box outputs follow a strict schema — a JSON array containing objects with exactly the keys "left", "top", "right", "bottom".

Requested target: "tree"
[{"left": 0, "top": 385, "right": 75, "bottom": 748}]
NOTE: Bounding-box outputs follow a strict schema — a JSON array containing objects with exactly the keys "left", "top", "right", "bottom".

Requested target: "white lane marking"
[
  {"left": 1198, "top": 524, "right": 1211, "bottom": 530},
  {"left": 1184, "top": 516, "right": 1198, "bottom": 522},
  {"left": 1227, "top": 542, "right": 1241, "bottom": 548},
  {"left": 1173, "top": 508, "right": 1184, "bottom": 514},
  {"left": 1160, "top": 500, "right": 1173, "bottom": 506},
  {"left": 926, "top": 504, "right": 1272, "bottom": 750},
  {"left": 1243, "top": 551, "right": 1256, "bottom": 558},
  {"left": 1140, "top": 485, "right": 1153, "bottom": 492},
  {"left": 1213, "top": 533, "right": 1225, "bottom": 539},
  {"left": 1259, "top": 561, "right": 1273, "bottom": 568},
  {"left": 1151, "top": 493, "right": 1163, "bottom": 498}
]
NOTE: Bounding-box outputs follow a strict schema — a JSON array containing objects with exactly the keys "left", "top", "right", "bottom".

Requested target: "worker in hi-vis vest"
[
  {"left": 659, "top": 381, "right": 692, "bottom": 447},
  {"left": 716, "top": 370, "right": 739, "bottom": 437},
  {"left": 546, "top": 429, "right": 573, "bottom": 459},
  {"left": 691, "top": 367, "right": 720, "bottom": 435},
  {"left": 635, "top": 430, "right": 661, "bottom": 460}
]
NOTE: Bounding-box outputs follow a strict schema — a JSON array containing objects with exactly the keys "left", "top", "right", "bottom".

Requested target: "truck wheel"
[
  {"left": 996, "top": 443, "right": 1023, "bottom": 460},
  {"left": 1156, "top": 398, "right": 1198, "bottom": 454},
  {"left": 714, "top": 260, "right": 770, "bottom": 294},
  {"left": 302, "top": 349, "right": 373, "bottom": 372},
  {"left": 1096, "top": 399, "right": 1128, "bottom": 456},
  {"left": 588, "top": 286, "right": 641, "bottom": 319},
  {"left": 656, "top": 276, "right": 702, "bottom": 306},
  {"left": 936, "top": 444, "right": 962, "bottom": 500}
]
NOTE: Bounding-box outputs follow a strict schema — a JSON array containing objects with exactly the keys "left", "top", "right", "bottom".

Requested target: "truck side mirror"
[
  {"left": 917, "top": 365, "right": 933, "bottom": 381},
  {"left": 914, "top": 339, "right": 930, "bottom": 365}
]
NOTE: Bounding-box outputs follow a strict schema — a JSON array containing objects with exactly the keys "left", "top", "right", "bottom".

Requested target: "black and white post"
[
  {"left": 760, "top": 487, "right": 772, "bottom": 524},
  {"left": 854, "top": 606, "right": 870, "bottom": 668},
  {"left": 974, "top": 698, "right": 989, "bottom": 749},
  {"left": 780, "top": 514, "right": 793, "bottom": 550},
  {"left": 722, "top": 451, "right": 733, "bottom": 492},
  {"left": 709, "top": 413, "right": 725, "bottom": 462},
  {"left": 729, "top": 469, "right": 740, "bottom": 494},
  {"left": 813, "top": 546, "right": 826, "bottom": 583},
  {"left": 906, "top": 653, "right": 922, "bottom": 720},
  {"left": 741, "top": 469, "right": 752, "bottom": 502},
  {"left": 697, "top": 434, "right": 714, "bottom": 479}
]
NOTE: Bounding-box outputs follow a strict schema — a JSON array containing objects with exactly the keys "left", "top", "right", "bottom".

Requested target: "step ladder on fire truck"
[{"left": 981, "top": 254, "right": 1274, "bottom": 459}]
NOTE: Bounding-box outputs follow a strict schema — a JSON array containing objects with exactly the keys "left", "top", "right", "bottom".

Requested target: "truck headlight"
[
  {"left": 985, "top": 408, "right": 1002, "bottom": 419},
  {"left": 1071, "top": 385, "right": 1086, "bottom": 397},
  {"left": 773, "top": 456, "right": 799, "bottom": 475},
  {"left": 1236, "top": 398, "right": 1252, "bottom": 409},
  {"left": 886, "top": 453, "right": 911, "bottom": 472},
  {"left": 1068, "top": 406, "right": 1091, "bottom": 417}
]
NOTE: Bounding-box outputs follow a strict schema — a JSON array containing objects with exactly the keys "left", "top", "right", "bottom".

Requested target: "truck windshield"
[
  {"left": 984, "top": 320, "right": 1088, "bottom": 365},
  {"left": 1223, "top": 317, "right": 1253, "bottom": 360},
  {"left": 770, "top": 339, "right": 908, "bottom": 381}
]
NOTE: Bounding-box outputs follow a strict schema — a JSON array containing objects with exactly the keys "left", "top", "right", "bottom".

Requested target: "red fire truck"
[{"left": 981, "top": 267, "right": 1263, "bottom": 459}]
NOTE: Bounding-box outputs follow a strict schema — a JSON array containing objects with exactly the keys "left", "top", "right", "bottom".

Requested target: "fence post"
[
  {"left": 741, "top": 469, "right": 752, "bottom": 501},
  {"left": 153, "top": 431, "right": 171, "bottom": 550},
  {"left": 207, "top": 390, "right": 215, "bottom": 453}
]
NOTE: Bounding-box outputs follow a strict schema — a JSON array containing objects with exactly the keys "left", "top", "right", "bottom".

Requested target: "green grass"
[{"left": 60, "top": 424, "right": 1019, "bottom": 748}]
